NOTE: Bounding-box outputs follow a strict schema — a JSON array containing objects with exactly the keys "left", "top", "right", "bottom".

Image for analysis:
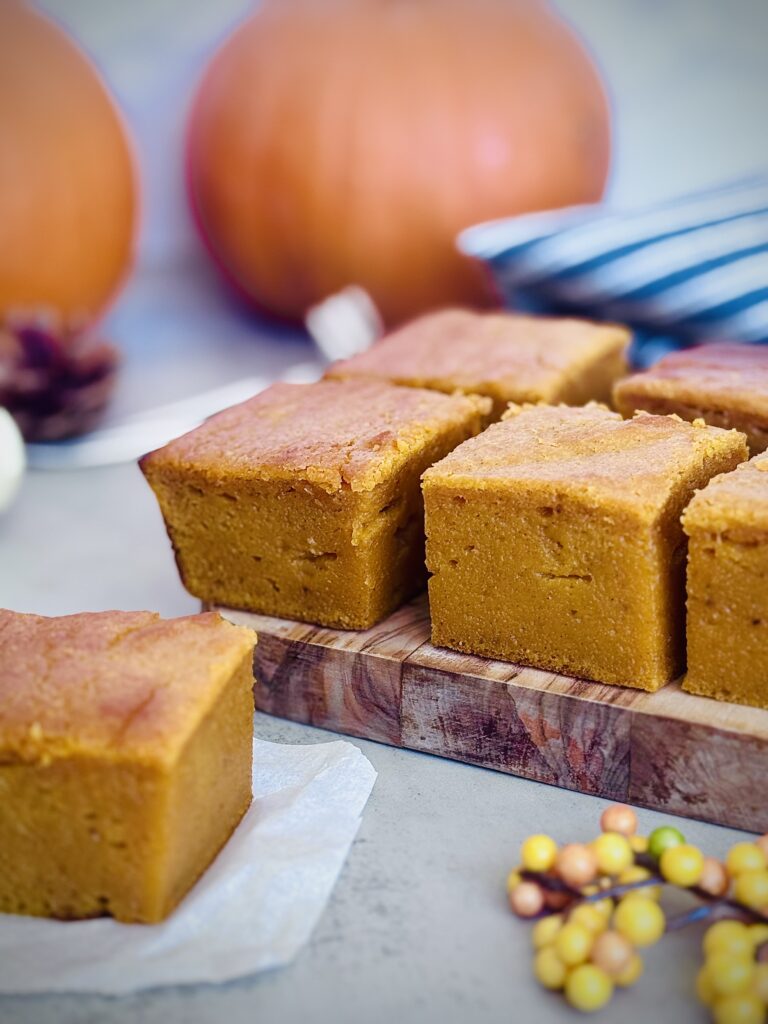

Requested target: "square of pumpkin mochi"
[
  {"left": 141, "top": 378, "right": 491, "bottom": 629},
  {"left": 422, "top": 404, "right": 748, "bottom": 691},
  {"left": 682, "top": 452, "right": 768, "bottom": 709},
  {"left": 325, "top": 308, "right": 631, "bottom": 418},
  {"left": 0, "top": 608, "right": 256, "bottom": 923},
  {"left": 613, "top": 342, "right": 768, "bottom": 456}
]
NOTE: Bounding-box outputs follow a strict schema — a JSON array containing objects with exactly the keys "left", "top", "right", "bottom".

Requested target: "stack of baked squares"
[{"left": 141, "top": 310, "right": 768, "bottom": 709}]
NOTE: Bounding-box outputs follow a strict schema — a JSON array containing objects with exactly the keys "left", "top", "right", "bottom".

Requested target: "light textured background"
[
  {"left": 39, "top": 0, "right": 768, "bottom": 268},
  {"left": 2, "top": 1, "right": 768, "bottom": 1022}
]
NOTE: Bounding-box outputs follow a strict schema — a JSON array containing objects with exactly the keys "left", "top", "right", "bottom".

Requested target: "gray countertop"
[{"left": 3, "top": 0, "right": 768, "bottom": 1020}]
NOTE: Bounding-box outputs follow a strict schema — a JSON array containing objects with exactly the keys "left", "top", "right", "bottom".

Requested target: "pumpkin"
[
  {"left": 0, "top": 1, "right": 136, "bottom": 327},
  {"left": 187, "top": 0, "right": 610, "bottom": 327}
]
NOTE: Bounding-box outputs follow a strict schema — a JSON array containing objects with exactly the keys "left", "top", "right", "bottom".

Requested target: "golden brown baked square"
[
  {"left": 614, "top": 343, "right": 768, "bottom": 454},
  {"left": 325, "top": 308, "right": 630, "bottom": 417},
  {"left": 141, "top": 379, "right": 491, "bottom": 629},
  {"left": 422, "top": 405, "right": 747, "bottom": 690},
  {"left": 0, "top": 609, "right": 256, "bottom": 923},
  {"left": 682, "top": 452, "right": 768, "bottom": 708}
]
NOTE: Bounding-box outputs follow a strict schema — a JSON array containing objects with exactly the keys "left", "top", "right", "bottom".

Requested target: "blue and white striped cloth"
[{"left": 458, "top": 176, "right": 768, "bottom": 366}]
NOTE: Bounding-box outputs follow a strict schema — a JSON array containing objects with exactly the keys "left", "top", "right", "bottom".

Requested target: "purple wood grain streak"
[
  {"left": 254, "top": 634, "right": 402, "bottom": 746},
  {"left": 401, "top": 664, "right": 629, "bottom": 800},
  {"left": 629, "top": 716, "right": 768, "bottom": 833}
]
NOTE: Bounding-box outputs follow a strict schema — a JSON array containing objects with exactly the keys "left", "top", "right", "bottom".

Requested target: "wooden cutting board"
[{"left": 216, "top": 596, "right": 768, "bottom": 833}]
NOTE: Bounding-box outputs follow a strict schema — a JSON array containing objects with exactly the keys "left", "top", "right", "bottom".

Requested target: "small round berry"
[
  {"left": 532, "top": 914, "right": 563, "bottom": 950},
  {"left": 707, "top": 953, "right": 755, "bottom": 997},
  {"left": 506, "top": 869, "right": 521, "bottom": 895},
  {"left": 618, "top": 865, "right": 661, "bottom": 900},
  {"left": 752, "top": 962, "right": 768, "bottom": 1003},
  {"left": 700, "top": 857, "right": 731, "bottom": 898},
  {"left": 647, "top": 825, "right": 686, "bottom": 861},
  {"left": 509, "top": 881, "right": 544, "bottom": 918},
  {"left": 520, "top": 834, "right": 558, "bottom": 873},
  {"left": 556, "top": 843, "right": 598, "bottom": 888},
  {"left": 533, "top": 947, "right": 567, "bottom": 990},
  {"left": 629, "top": 835, "right": 649, "bottom": 854},
  {"left": 590, "top": 897, "right": 615, "bottom": 922},
  {"left": 592, "top": 833, "right": 634, "bottom": 876},
  {"left": 590, "top": 930, "right": 634, "bottom": 977},
  {"left": 750, "top": 923, "right": 768, "bottom": 949},
  {"left": 618, "top": 865, "right": 650, "bottom": 884},
  {"left": 600, "top": 804, "right": 638, "bottom": 837},
  {"left": 583, "top": 880, "right": 613, "bottom": 896},
  {"left": 712, "top": 992, "right": 765, "bottom": 1024},
  {"left": 727, "top": 843, "right": 768, "bottom": 877},
  {"left": 660, "top": 843, "right": 705, "bottom": 887},
  {"left": 614, "top": 952, "right": 644, "bottom": 988},
  {"left": 735, "top": 871, "right": 768, "bottom": 911},
  {"left": 570, "top": 903, "right": 609, "bottom": 935},
  {"left": 613, "top": 895, "right": 665, "bottom": 947},
  {"left": 697, "top": 966, "right": 717, "bottom": 1006},
  {"left": 543, "top": 888, "right": 572, "bottom": 912},
  {"left": 555, "top": 922, "right": 594, "bottom": 967},
  {"left": 565, "top": 964, "right": 614, "bottom": 1012},
  {"left": 705, "top": 921, "right": 755, "bottom": 959}
]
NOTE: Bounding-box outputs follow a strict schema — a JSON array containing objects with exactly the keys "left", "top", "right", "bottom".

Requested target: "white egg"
[{"left": 0, "top": 408, "right": 25, "bottom": 512}]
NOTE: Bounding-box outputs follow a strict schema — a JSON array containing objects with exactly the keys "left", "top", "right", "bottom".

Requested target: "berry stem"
[{"left": 520, "top": 865, "right": 768, "bottom": 930}]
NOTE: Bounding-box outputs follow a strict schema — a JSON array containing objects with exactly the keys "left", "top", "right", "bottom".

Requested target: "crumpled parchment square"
[{"left": 0, "top": 737, "right": 376, "bottom": 994}]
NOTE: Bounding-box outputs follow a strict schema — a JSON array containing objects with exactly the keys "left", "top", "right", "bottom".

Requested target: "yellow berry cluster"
[
  {"left": 695, "top": 839, "right": 768, "bottom": 1024},
  {"left": 506, "top": 806, "right": 768, "bottom": 1018},
  {"left": 508, "top": 804, "right": 661, "bottom": 1012}
]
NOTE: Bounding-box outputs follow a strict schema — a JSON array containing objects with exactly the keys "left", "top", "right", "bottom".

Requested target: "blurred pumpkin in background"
[
  {"left": 187, "top": 0, "right": 610, "bottom": 327},
  {"left": 0, "top": 1, "right": 136, "bottom": 331}
]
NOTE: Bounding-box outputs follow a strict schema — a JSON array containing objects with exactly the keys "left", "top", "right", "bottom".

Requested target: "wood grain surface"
[{"left": 218, "top": 597, "right": 768, "bottom": 832}]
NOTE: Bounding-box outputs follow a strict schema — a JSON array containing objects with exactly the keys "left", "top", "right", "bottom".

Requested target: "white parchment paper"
[{"left": 0, "top": 737, "right": 377, "bottom": 994}]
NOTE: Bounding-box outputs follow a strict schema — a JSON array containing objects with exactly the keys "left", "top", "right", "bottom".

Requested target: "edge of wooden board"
[{"left": 216, "top": 598, "right": 768, "bottom": 832}]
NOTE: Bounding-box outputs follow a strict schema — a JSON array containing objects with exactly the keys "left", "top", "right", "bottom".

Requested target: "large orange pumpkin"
[
  {"left": 187, "top": 0, "right": 610, "bottom": 326},
  {"left": 0, "top": 1, "right": 136, "bottom": 326}
]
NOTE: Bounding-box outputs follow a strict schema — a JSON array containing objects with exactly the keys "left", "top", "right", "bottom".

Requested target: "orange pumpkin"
[
  {"left": 187, "top": 0, "right": 610, "bottom": 326},
  {"left": 0, "top": 1, "right": 136, "bottom": 326}
]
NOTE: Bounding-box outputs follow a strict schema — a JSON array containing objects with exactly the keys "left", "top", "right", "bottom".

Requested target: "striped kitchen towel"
[{"left": 458, "top": 175, "right": 768, "bottom": 366}]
